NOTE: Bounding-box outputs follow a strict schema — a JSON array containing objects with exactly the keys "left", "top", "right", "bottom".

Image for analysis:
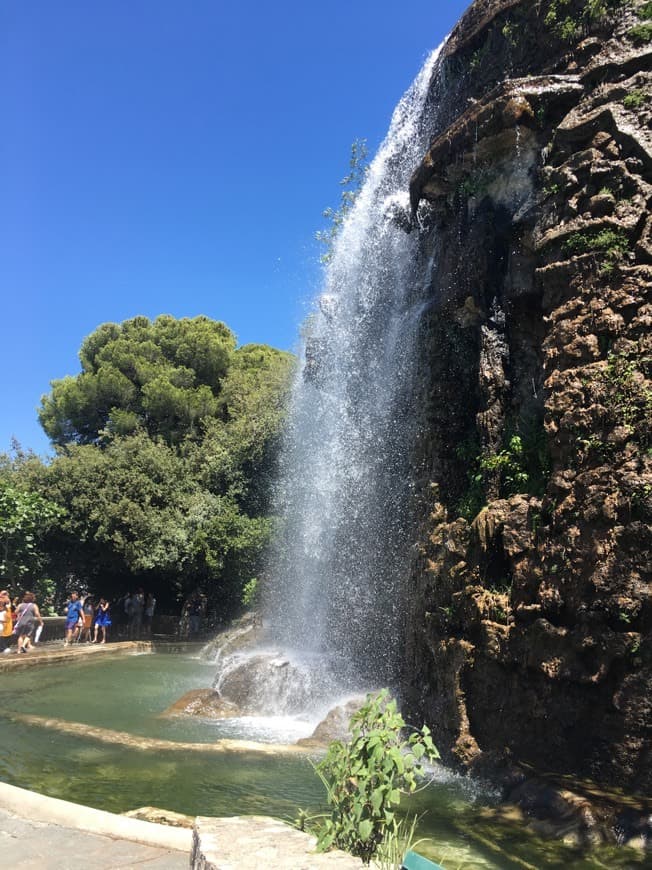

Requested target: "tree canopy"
[
  {"left": 39, "top": 315, "right": 238, "bottom": 446},
  {"left": 5, "top": 316, "right": 295, "bottom": 616}
]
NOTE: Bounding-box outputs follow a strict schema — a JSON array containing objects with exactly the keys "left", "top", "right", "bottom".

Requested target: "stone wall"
[{"left": 403, "top": 0, "right": 651, "bottom": 794}]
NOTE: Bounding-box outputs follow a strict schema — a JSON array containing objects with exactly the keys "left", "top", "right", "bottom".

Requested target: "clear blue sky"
[{"left": 1, "top": 0, "right": 469, "bottom": 456}]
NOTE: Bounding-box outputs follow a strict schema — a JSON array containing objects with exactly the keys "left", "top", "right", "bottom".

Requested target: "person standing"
[
  {"left": 80, "top": 596, "right": 95, "bottom": 643},
  {"left": 92, "top": 598, "right": 111, "bottom": 644},
  {"left": 143, "top": 593, "right": 156, "bottom": 637},
  {"left": 0, "top": 590, "right": 13, "bottom": 653},
  {"left": 14, "top": 591, "right": 43, "bottom": 653},
  {"left": 129, "top": 588, "right": 144, "bottom": 639},
  {"left": 63, "top": 591, "right": 84, "bottom": 646}
]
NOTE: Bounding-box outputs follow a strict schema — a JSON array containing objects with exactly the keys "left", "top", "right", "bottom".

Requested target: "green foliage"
[
  {"left": 39, "top": 315, "right": 237, "bottom": 447},
  {"left": 623, "top": 89, "right": 649, "bottom": 109},
  {"left": 241, "top": 577, "right": 259, "bottom": 608},
  {"left": 628, "top": 21, "right": 652, "bottom": 40},
  {"left": 561, "top": 228, "right": 629, "bottom": 264},
  {"left": 454, "top": 436, "right": 485, "bottom": 521},
  {"left": 372, "top": 815, "right": 429, "bottom": 870},
  {"left": 501, "top": 21, "right": 517, "bottom": 46},
  {"left": 316, "top": 139, "right": 368, "bottom": 264},
  {"left": 636, "top": 1, "right": 652, "bottom": 17},
  {"left": 0, "top": 480, "right": 62, "bottom": 584},
  {"left": 455, "top": 418, "right": 550, "bottom": 520},
  {"left": 308, "top": 689, "right": 439, "bottom": 864},
  {"left": 602, "top": 351, "right": 652, "bottom": 442},
  {"left": 480, "top": 435, "right": 529, "bottom": 494},
  {"left": 543, "top": 181, "right": 561, "bottom": 196},
  {"left": 34, "top": 577, "right": 58, "bottom": 615},
  {"left": 630, "top": 482, "right": 651, "bottom": 519},
  {"left": 7, "top": 317, "right": 294, "bottom": 611},
  {"left": 544, "top": 0, "right": 628, "bottom": 41},
  {"left": 458, "top": 169, "right": 494, "bottom": 199}
]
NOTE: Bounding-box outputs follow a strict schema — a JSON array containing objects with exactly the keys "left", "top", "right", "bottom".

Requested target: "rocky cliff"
[{"left": 403, "top": 0, "right": 651, "bottom": 798}]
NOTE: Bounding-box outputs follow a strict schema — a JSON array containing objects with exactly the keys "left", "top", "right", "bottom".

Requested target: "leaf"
[
  {"left": 358, "top": 819, "right": 373, "bottom": 842},
  {"left": 371, "top": 786, "right": 385, "bottom": 814}
]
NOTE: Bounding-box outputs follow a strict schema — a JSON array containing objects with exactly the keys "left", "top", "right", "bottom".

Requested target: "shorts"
[{"left": 65, "top": 618, "right": 79, "bottom": 631}]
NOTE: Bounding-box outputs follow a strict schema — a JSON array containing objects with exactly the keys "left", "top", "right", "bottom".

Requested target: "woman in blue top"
[{"left": 93, "top": 599, "right": 111, "bottom": 644}]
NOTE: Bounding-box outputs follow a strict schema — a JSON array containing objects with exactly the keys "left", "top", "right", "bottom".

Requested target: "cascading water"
[
  {"left": 212, "top": 45, "right": 450, "bottom": 722},
  {"left": 255, "top": 45, "right": 446, "bottom": 709}
]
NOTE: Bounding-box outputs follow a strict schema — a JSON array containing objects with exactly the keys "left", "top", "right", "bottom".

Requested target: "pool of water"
[{"left": 0, "top": 652, "right": 646, "bottom": 868}]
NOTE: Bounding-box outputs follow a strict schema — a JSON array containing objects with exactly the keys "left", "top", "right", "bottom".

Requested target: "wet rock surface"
[
  {"left": 295, "top": 697, "right": 366, "bottom": 749},
  {"left": 402, "top": 0, "right": 652, "bottom": 828},
  {"left": 159, "top": 689, "right": 241, "bottom": 720}
]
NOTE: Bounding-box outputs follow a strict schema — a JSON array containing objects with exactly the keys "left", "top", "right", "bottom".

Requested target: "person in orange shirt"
[{"left": 0, "top": 590, "right": 14, "bottom": 653}]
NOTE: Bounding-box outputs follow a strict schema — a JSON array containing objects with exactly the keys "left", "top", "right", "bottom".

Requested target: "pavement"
[
  {"left": 0, "top": 783, "right": 191, "bottom": 869},
  {"left": 0, "top": 808, "right": 189, "bottom": 869}
]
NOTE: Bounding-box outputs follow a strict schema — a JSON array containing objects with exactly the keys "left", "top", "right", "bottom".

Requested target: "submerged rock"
[{"left": 159, "top": 689, "right": 241, "bottom": 720}]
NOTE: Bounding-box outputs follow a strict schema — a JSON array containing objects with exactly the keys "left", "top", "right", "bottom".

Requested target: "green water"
[{"left": 0, "top": 652, "right": 647, "bottom": 869}]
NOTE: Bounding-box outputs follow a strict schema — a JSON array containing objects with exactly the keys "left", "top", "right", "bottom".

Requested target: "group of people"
[
  {"left": 0, "top": 589, "right": 141, "bottom": 653},
  {"left": 0, "top": 585, "right": 203, "bottom": 652},
  {"left": 0, "top": 590, "right": 45, "bottom": 654},
  {"left": 113, "top": 589, "right": 157, "bottom": 639},
  {"left": 63, "top": 591, "right": 112, "bottom": 646}
]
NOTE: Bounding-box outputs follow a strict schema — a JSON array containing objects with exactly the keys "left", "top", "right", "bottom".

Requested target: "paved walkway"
[
  {"left": 0, "top": 808, "right": 189, "bottom": 869},
  {"left": 0, "top": 638, "right": 203, "bottom": 672}
]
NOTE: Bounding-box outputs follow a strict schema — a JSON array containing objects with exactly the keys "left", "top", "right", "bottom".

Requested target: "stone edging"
[
  {"left": 191, "top": 815, "right": 362, "bottom": 868},
  {"left": 0, "top": 781, "right": 191, "bottom": 852}
]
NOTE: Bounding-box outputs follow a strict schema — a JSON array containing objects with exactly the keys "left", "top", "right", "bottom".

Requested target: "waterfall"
[{"left": 261, "top": 44, "right": 446, "bottom": 700}]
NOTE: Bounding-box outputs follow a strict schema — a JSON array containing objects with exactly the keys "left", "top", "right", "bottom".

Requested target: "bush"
[{"left": 307, "top": 689, "right": 439, "bottom": 864}]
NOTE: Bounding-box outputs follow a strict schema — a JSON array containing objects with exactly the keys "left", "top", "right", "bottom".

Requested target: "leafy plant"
[
  {"left": 372, "top": 814, "right": 427, "bottom": 870},
  {"left": 307, "top": 689, "right": 439, "bottom": 864},
  {"left": 561, "top": 228, "right": 629, "bottom": 269},
  {"left": 628, "top": 21, "right": 652, "bottom": 41},
  {"left": 602, "top": 351, "right": 652, "bottom": 440},
  {"left": 0, "top": 481, "right": 62, "bottom": 584},
  {"left": 455, "top": 436, "right": 485, "bottom": 521},
  {"left": 544, "top": 0, "right": 628, "bottom": 41},
  {"left": 454, "top": 418, "right": 549, "bottom": 519},
  {"left": 241, "top": 576, "right": 259, "bottom": 608},
  {"left": 623, "top": 89, "right": 649, "bottom": 109},
  {"left": 480, "top": 435, "right": 529, "bottom": 494},
  {"left": 502, "top": 21, "right": 518, "bottom": 46},
  {"left": 316, "top": 139, "right": 368, "bottom": 264},
  {"left": 629, "top": 636, "right": 641, "bottom": 655}
]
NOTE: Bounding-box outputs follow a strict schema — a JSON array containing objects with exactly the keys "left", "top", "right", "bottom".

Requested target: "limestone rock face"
[{"left": 403, "top": 0, "right": 651, "bottom": 798}]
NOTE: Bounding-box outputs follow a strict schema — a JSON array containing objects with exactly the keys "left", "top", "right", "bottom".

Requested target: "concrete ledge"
[
  {"left": 191, "top": 815, "right": 362, "bottom": 869},
  {"left": 0, "top": 640, "right": 154, "bottom": 672},
  {"left": 0, "top": 781, "right": 191, "bottom": 852}
]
